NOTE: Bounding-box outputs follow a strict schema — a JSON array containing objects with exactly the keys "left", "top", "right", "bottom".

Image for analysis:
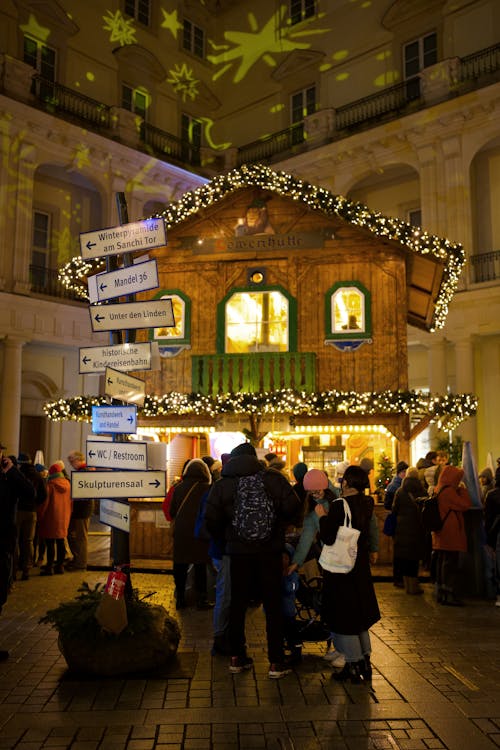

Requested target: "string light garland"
[
  {"left": 58, "top": 164, "right": 464, "bottom": 330},
  {"left": 44, "top": 389, "right": 477, "bottom": 432}
]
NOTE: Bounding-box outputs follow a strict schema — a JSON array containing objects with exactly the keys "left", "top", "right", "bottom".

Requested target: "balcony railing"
[
  {"left": 470, "top": 251, "right": 500, "bottom": 283},
  {"left": 237, "top": 124, "right": 304, "bottom": 167},
  {"left": 192, "top": 352, "right": 316, "bottom": 396},
  {"left": 459, "top": 43, "right": 500, "bottom": 83},
  {"left": 32, "top": 76, "right": 111, "bottom": 129},
  {"left": 141, "top": 122, "right": 200, "bottom": 166},
  {"left": 29, "top": 265, "right": 84, "bottom": 302},
  {"left": 335, "top": 79, "right": 420, "bottom": 131}
]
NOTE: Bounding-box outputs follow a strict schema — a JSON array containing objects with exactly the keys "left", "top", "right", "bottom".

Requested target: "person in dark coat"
[
  {"left": 170, "top": 458, "right": 213, "bottom": 610},
  {"left": 315, "top": 464, "right": 380, "bottom": 683},
  {"left": 204, "top": 442, "right": 301, "bottom": 679},
  {"left": 392, "top": 470, "right": 426, "bottom": 595},
  {"left": 15, "top": 452, "right": 46, "bottom": 580},
  {"left": 66, "top": 451, "right": 94, "bottom": 571},
  {"left": 484, "top": 467, "right": 500, "bottom": 607},
  {"left": 432, "top": 465, "right": 472, "bottom": 606}
]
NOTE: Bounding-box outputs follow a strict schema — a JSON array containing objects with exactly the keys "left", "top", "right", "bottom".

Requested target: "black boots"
[{"left": 333, "top": 655, "right": 372, "bottom": 683}]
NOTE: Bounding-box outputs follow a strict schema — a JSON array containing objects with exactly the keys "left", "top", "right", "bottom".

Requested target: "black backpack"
[
  {"left": 232, "top": 471, "right": 276, "bottom": 542},
  {"left": 420, "top": 491, "right": 450, "bottom": 533}
]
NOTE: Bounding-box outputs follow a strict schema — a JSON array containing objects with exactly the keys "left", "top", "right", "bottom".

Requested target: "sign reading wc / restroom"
[
  {"left": 71, "top": 470, "right": 166, "bottom": 499},
  {"left": 80, "top": 218, "right": 166, "bottom": 260},
  {"left": 86, "top": 439, "right": 148, "bottom": 470},
  {"left": 91, "top": 405, "right": 137, "bottom": 434}
]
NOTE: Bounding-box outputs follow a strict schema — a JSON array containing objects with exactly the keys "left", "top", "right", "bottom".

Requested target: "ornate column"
[
  {"left": 441, "top": 133, "right": 473, "bottom": 288},
  {"left": 12, "top": 142, "right": 37, "bottom": 294},
  {"left": 0, "top": 336, "right": 27, "bottom": 455}
]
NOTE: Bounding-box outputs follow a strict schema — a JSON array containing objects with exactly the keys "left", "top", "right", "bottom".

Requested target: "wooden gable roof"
[{"left": 158, "top": 164, "right": 465, "bottom": 332}]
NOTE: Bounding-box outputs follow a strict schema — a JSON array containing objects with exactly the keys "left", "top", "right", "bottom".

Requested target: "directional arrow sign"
[
  {"left": 99, "top": 499, "right": 130, "bottom": 533},
  {"left": 89, "top": 298, "right": 174, "bottom": 333},
  {"left": 91, "top": 405, "right": 138, "bottom": 435},
  {"left": 96, "top": 258, "right": 159, "bottom": 302},
  {"left": 104, "top": 367, "right": 145, "bottom": 406},
  {"left": 80, "top": 218, "right": 166, "bottom": 261},
  {"left": 87, "top": 440, "right": 147, "bottom": 470},
  {"left": 71, "top": 470, "right": 166, "bottom": 499},
  {"left": 79, "top": 342, "right": 157, "bottom": 374}
]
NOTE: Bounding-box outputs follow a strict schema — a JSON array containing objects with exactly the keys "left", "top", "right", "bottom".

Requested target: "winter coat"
[
  {"left": 318, "top": 491, "right": 380, "bottom": 635},
  {"left": 292, "top": 492, "right": 333, "bottom": 567},
  {"left": 392, "top": 476, "right": 426, "bottom": 561},
  {"left": 384, "top": 475, "right": 403, "bottom": 510},
  {"left": 432, "top": 465, "right": 472, "bottom": 552},
  {"left": 0, "top": 465, "right": 35, "bottom": 545},
  {"left": 484, "top": 487, "right": 500, "bottom": 548},
  {"left": 204, "top": 453, "right": 301, "bottom": 554},
  {"left": 169, "top": 459, "right": 211, "bottom": 565},
  {"left": 18, "top": 463, "right": 46, "bottom": 510},
  {"left": 37, "top": 475, "right": 72, "bottom": 539}
]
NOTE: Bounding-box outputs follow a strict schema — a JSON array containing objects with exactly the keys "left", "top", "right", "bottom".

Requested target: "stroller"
[{"left": 294, "top": 557, "right": 332, "bottom": 647}]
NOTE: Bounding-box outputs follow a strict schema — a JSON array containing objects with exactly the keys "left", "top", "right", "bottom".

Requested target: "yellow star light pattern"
[
  {"left": 161, "top": 7, "right": 183, "bottom": 38},
  {"left": 167, "top": 63, "right": 200, "bottom": 102},
  {"left": 208, "top": 8, "right": 330, "bottom": 84},
  {"left": 20, "top": 14, "right": 51, "bottom": 42},
  {"left": 102, "top": 10, "right": 137, "bottom": 46}
]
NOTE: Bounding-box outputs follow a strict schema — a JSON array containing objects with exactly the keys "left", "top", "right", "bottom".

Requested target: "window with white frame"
[
  {"left": 122, "top": 83, "right": 149, "bottom": 121},
  {"left": 291, "top": 85, "right": 316, "bottom": 125},
  {"left": 290, "top": 0, "right": 317, "bottom": 25},
  {"left": 23, "top": 36, "right": 56, "bottom": 80},
  {"left": 183, "top": 18, "right": 205, "bottom": 58},
  {"left": 124, "top": 0, "right": 151, "bottom": 25},
  {"left": 224, "top": 289, "right": 290, "bottom": 354},
  {"left": 404, "top": 32, "right": 437, "bottom": 99}
]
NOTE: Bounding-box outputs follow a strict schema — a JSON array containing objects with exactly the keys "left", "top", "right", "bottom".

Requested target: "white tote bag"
[{"left": 319, "top": 499, "right": 360, "bottom": 574}]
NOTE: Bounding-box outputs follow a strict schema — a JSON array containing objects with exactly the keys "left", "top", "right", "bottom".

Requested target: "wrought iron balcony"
[
  {"left": 32, "top": 76, "right": 112, "bottom": 129},
  {"left": 236, "top": 123, "right": 305, "bottom": 167},
  {"left": 470, "top": 250, "right": 500, "bottom": 283},
  {"left": 29, "top": 265, "right": 84, "bottom": 302},
  {"left": 192, "top": 351, "right": 316, "bottom": 396},
  {"left": 140, "top": 122, "right": 200, "bottom": 166}
]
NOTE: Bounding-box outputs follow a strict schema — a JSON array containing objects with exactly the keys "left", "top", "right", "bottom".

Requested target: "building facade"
[{"left": 0, "top": 0, "right": 498, "bottom": 472}]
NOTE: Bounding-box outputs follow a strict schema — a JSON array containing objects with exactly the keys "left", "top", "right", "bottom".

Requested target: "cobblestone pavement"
[{"left": 0, "top": 568, "right": 499, "bottom": 750}]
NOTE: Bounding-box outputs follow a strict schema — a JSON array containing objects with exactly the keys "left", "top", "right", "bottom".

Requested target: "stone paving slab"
[{"left": 0, "top": 569, "right": 499, "bottom": 749}]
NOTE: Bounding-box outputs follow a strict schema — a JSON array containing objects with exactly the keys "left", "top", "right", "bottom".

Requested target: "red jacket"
[
  {"left": 432, "top": 465, "right": 471, "bottom": 552},
  {"left": 37, "top": 476, "right": 72, "bottom": 539}
]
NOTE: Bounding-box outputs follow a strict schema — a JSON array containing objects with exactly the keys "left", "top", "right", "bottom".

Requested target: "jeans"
[
  {"left": 67, "top": 517, "right": 90, "bottom": 568},
  {"left": 332, "top": 630, "right": 371, "bottom": 663},
  {"left": 212, "top": 555, "right": 231, "bottom": 638}
]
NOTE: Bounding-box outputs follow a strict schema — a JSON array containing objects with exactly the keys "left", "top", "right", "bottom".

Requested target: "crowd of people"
[{"left": 0, "top": 445, "right": 93, "bottom": 660}]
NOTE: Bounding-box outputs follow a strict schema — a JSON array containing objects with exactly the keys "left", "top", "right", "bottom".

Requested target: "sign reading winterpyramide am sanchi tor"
[
  {"left": 89, "top": 298, "right": 174, "bottom": 332},
  {"left": 71, "top": 470, "right": 166, "bottom": 499},
  {"left": 80, "top": 218, "right": 167, "bottom": 260}
]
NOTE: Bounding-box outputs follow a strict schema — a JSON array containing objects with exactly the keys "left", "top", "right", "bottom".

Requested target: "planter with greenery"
[{"left": 40, "top": 582, "right": 181, "bottom": 676}]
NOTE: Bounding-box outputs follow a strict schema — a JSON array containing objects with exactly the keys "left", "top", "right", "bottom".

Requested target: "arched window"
[
  {"left": 218, "top": 286, "right": 296, "bottom": 354},
  {"left": 325, "top": 281, "right": 371, "bottom": 349},
  {"left": 149, "top": 290, "right": 190, "bottom": 345}
]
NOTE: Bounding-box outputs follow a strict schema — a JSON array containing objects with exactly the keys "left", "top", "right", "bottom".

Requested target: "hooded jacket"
[
  {"left": 204, "top": 452, "right": 300, "bottom": 554},
  {"left": 432, "top": 465, "right": 472, "bottom": 552}
]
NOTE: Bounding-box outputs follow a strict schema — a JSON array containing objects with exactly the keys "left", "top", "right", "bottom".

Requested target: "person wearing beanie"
[
  {"left": 0, "top": 447, "right": 36, "bottom": 660},
  {"left": 65, "top": 450, "right": 94, "bottom": 571},
  {"left": 14, "top": 451, "right": 47, "bottom": 581},
  {"left": 170, "top": 458, "right": 214, "bottom": 610},
  {"left": 205, "top": 442, "right": 301, "bottom": 679},
  {"left": 315, "top": 465, "right": 380, "bottom": 683},
  {"left": 37, "top": 462, "right": 71, "bottom": 575}
]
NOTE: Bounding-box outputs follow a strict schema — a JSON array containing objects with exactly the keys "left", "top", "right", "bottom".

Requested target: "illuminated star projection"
[
  {"left": 102, "top": 10, "right": 137, "bottom": 46},
  {"left": 71, "top": 144, "right": 91, "bottom": 170},
  {"left": 20, "top": 14, "right": 51, "bottom": 42},
  {"left": 161, "top": 7, "right": 183, "bottom": 38},
  {"left": 167, "top": 63, "right": 200, "bottom": 102},
  {"left": 207, "top": 7, "right": 330, "bottom": 83}
]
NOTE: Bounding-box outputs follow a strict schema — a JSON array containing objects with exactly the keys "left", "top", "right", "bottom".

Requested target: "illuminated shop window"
[
  {"left": 183, "top": 19, "right": 205, "bottom": 58},
  {"left": 325, "top": 282, "right": 371, "bottom": 341},
  {"left": 124, "top": 0, "right": 150, "bottom": 26},
  {"left": 122, "top": 84, "right": 149, "bottom": 120},
  {"left": 220, "top": 287, "right": 296, "bottom": 354},
  {"left": 404, "top": 32, "right": 437, "bottom": 99},
  {"left": 150, "top": 291, "right": 190, "bottom": 345},
  {"left": 290, "top": 0, "right": 317, "bottom": 25}
]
